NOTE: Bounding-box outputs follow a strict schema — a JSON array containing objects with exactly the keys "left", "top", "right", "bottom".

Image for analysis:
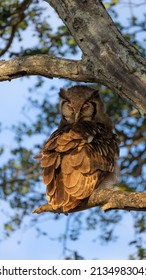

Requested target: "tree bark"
[
  {"left": 0, "top": 55, "right": 94, "bottom": 82},
  {"left": 0, "top": 0, "right": 146, "bottom": 113},
  {"left": 45, "top": 0, "right": 146, "bottom": 113},
  {"left": 33, "top": 188, "right": 146, "bottom": 214}
]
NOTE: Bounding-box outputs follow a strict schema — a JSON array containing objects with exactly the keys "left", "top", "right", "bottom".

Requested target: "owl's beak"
[{"left": 74, "top": 112, "right": 80, "bottom": 122}]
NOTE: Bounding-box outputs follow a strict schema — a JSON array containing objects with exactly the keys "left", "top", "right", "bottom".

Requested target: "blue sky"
[
  {"left": 0, "top": 0, "right": 145, "bottom": 260},
  {"left": 0, "top": 77, "right": 136, "bottom": 260},
  {"left": 0, "top": 205, "right": 135, "bottom": 260}
]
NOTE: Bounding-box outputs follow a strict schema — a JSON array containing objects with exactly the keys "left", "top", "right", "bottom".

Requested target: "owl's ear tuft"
[{"left": 59, "top": 88, "right": 66, "bottom": 98}]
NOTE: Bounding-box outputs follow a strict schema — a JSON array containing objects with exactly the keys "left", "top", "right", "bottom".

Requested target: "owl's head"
[{"left": 59, "top": 86, "right": 112, "bottom": 128}]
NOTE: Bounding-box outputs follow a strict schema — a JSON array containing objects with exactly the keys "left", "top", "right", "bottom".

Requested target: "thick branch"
[
  {"left": 45, "top": 0, "right": 146, "bottom": 113},
  {"left": 0, "top": 55, "right": 94, "bottom": 82},
  {"left": 33, "top": 188, "right": 146, "bottom": 214},
  {"left": 1, "top": 0, "right": 146, "bottom": 113}
]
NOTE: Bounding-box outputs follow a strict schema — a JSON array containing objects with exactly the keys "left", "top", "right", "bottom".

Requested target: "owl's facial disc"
[{"left": 61, "top": 99, "right": 95, "bottom": 123}]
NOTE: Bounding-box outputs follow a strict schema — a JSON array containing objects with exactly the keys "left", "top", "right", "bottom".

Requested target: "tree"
[{"left": 0, "top": 0, "right": 146, "bottom": 259}]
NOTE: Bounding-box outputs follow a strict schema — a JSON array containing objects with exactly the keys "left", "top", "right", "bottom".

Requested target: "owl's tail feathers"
[
  {"left": 63, "top": 197, "right": 81, "bottom": 212},
  {"left": 46, "top": 179, "right": 80, "bottom": 213},
  {"left": 34, "top": 151, "right": 82, "bottom": 212}
]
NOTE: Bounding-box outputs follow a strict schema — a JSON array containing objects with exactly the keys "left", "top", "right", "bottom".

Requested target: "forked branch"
[{"left": 44, "top": 0, "right": 146, "bottom": 113}]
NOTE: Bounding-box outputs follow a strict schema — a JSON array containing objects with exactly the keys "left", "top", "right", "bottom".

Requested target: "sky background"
[{"left": 0, "top": 0, "right": 145, "bottom": 260}]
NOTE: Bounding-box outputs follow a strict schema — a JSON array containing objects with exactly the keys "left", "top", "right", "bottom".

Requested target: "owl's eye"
[
  {"left": 62, "top": 101, "right": 74, "bottom": 121},
  {"left": 81, "top": 102, "right": 92, "bottom": 114},
  {"left": 63, "top": 101, "right": 73, "bottom": 111},
  {"left": 81, "top": 102, "right": 94, "bottom": 118},
  {"left": 82, "top": 103, "right": 90, "bottom": 110}
]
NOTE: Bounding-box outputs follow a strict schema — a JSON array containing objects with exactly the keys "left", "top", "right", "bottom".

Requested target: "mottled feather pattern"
[
  {"left": 39, "top": 122, "right": 119, "bottom": 212},
  {"left": 35, "top": 86, "right": 120, "bottom": 213}
]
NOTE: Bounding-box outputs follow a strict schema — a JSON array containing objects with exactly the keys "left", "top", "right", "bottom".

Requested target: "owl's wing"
[
  {"left": 39, "top": 125, "right": 119, "bottom": 212},
  {"left": 60, "top": 133, "right": 119, "bottom": 200}
]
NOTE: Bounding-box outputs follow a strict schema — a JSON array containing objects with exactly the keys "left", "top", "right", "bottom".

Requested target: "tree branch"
[
  {"left": 0, "top": 0, "right": 32, "bottom": 57},
  {"left": 33, "top": 188, "right": 146, "bottom": 214},
  {"left": 1, "top": 0, "right": 146, "bottom": 113},
  {"left": 44, "top": 0, "right": 146, "bottom": 113},
  {"left": 0, "top": 55, "right": 94, "bottom": 82}
]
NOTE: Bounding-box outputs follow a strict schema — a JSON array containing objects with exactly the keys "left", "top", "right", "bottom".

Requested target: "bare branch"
[
  {"left": 0, "top": 0, "right": 32, "bottom": 57},
  {"left": 0, "top": 26, "right": 17, "bottom": 57},
  {"left": 0, "top": 55, "right": 94, "bottom": 82},
  {"left": 33, "top": 188, "right": 146, "bottom": 214}
]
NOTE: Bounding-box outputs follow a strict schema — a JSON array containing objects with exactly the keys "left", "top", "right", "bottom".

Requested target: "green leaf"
[{"left": 4, "top": 223, "right": 13, "bottom": 232}]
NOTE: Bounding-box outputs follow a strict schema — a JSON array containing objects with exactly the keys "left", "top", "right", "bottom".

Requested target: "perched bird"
[{"left": 35, "top": 86, "right": 120, "bottom": 213}]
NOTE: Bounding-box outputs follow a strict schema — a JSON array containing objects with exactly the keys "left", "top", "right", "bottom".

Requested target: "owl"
[{"left": 35, "top": 86, "right": 120, "bottom": 213}]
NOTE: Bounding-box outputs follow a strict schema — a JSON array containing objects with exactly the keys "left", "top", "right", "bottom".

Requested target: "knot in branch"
[{"left": 73, "top": 16, "right": 86, "bottom": 31}]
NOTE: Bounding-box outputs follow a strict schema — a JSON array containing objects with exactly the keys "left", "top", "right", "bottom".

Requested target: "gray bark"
[
  {"left": 46, "top": 0, "right": 146, "bottom": 113},
  {"left": 33, "top": 188, "right": 146, "bottom": 214},
  {"left": 0, "top": 0, "right": 146, "bottom": 112}
]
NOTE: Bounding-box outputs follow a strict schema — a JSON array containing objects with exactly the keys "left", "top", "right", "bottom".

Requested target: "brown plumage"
[{"left": 35, "top": 86, "right": 120, "bottom": 212}]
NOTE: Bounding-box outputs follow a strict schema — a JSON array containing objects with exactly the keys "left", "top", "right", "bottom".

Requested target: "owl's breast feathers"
[{"left": 36, "top": 122, "right": 120, "bottom": 212}]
